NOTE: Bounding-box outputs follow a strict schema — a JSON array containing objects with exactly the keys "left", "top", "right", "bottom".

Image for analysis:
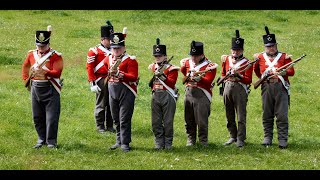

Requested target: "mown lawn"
[{"left": 0, "top": 10, "right": 319, "bottom": 170}]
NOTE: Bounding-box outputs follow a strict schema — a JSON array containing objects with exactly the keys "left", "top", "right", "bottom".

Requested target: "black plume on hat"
[
  {"left": 106, "top": 20, "right": 114, "bottom": 34},
  {"left": 265, "top": 26, "right": 270, "bottom": 34},
  {"left": 153, "top": 38, "right": 166, "bottom": 56},
  {"left": 106, "top": 20, "right": 112, "bottom": 27},
  {"left": 231, "top": 30, "right": 244, "bottom": 50},
  {"left": 189, "top": 40, "right": 203, "bottom": 55},
  {"left": 101, "top": 19, "right": 114, "bottom": 38},
  {"left": 263, "top": 26, "right": 277, "bottom": 46},
  {"left": 192, "top": 41, "right": 196, "bottom": 48}
]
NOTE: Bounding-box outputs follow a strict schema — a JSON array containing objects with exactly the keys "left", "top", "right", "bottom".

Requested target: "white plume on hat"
[
  {"left": 47, "top": 25, "right": 52, "bottom": 32},
  {"left": 123, "top": 27, "right": 127, "bottom": 38}
]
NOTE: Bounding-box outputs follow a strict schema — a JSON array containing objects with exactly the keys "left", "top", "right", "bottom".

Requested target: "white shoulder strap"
[
  {"left": 97, "top": 45, "right": 111, "bottom": 55},
  {"left": 94, "top": 60, "right": 105, "bottom": 73},
  {"left": 188, "top": 59, "right": 209, "bottom": 77},
  {"left": 198, "top": 87, "right": 212, "bottom": 103},
  {"left": 32, "top": 50, "right": 55, "bottom": 69},
  {"left": 263, "top": 52, "right": 282, "bottom": 71},
  {"left": 122, "top": 82, "right": 138, "bottom": 97},
  {"left": 157, "top": 78, "right": 178, "bottom": 102},
  {"left": 228, "top": 56, "right": 247, "bottom": 69}
]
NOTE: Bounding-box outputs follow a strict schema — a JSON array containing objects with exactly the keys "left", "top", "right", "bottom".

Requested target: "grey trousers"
[
  {"left": 108, "top": 82, "right": 136, "bottom": 146},
  {"left": 31, "top": 81, "right": 60, "bottom": 145},
  {"left": 223, "top": 81, "right": 248, "bottom": 141},
  {"left": 184, "top": 87, "right": 211, "bottom": 144},
  {"left": 95, "top": 78, "right": 113, "bottom": 130},
  {"left": 261, "top": 82, "right": 289, "bottom": 142},
  {"left": 151, "top": 90, "right": 176, "bottom": 147}
]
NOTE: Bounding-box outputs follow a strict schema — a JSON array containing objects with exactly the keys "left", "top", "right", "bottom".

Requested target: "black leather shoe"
[
  {"left": 154, "top": 145, "right": 165, "bottom": 150},
  {"left": 97, "top": 128, "right": 106, "bottom": 133},
  {"left": 200, "top": 142, "right": 209, "bottom": 147},
  {"left": 106, "top": 127, "right": 116, "bottom": 133},
  {"left": 121, "top": 144, "right": 131, "bottom": 152},
  {"left": 261, "top": 138, "right": 272, "bottom": 147},
  {"left": 279, "top": 145, "right": 288, "bottom": 149},
  {"left": 236, "top": 140, "right": 245, "bottom": 148},
  {"left": 262, "top": 143, "right": 272, "bottom": 147},
  {"left": 47, "top": 144, "right": 57, "bottom": 149},
  {"left": 110, "top": 144, "right": 121, "bottom": 150},
  {"left": 224, "top": 138, "right": 236, "bottom": 146},
  {"left": 165, "top": 145, "right": 173, "bottom": 150},
  {"left": 33, "top": 144, "right": 43, "bottom": 149},
  {"left": 186, "top": 138, "right": 196, "bottom": 146}
]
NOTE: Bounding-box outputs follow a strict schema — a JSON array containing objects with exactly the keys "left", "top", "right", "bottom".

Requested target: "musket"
[
  {"left": 253, "top": 54, "right": 306, "bottom": 89},
  {"left": 25, "top": 51, "right": 56, "bottom": 91},
  {"left": 217, "top": 58, "right": 258, "bottom": 86},
  {"left": 182, "top": 63, "right": 218, "bottom": 85},
  {"left": 104, "top": 54, "right": 125, "bottom": 85},
  {"left": 148, "top": 56, "right": 174, "bottom": 88}
]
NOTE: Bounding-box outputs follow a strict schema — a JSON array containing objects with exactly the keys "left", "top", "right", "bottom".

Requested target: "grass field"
[{"left": 0, "top": 10, "right": 319, "bottom": 170}]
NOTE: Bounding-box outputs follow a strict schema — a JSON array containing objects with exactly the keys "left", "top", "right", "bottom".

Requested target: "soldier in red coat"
[
  {"left": 148, "top": 38, "right": 179, "bottom": 150},
  {"left": 220, "top": 30, "right": 253, "bottom": 148},
  {"left": 22, "top": 25, "right": 63, "bottom": 149},
  {"left": 86, "top": 20, "right": 115, "bottom": 134},
  {"left": 103, "top": 29, "right": 139, "bottom": 152},
  {"left": 180, "top": 41, "right": 218, "bottom": 147},
  {"left": 253, "top": 26, "right": 294, "bottom": 149}
]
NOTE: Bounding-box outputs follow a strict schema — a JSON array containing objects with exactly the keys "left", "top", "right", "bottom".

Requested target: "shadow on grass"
[{"left": 130, "top": 139, "right": 320, "bottom": 155}]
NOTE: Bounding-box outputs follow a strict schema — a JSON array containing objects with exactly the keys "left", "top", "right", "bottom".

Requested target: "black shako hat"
[
  {"left": 35, "top": 30, "right": 51, "bottom": 46},
  {"left": 231, "top": 30, "right": 244, "bottom": 50},
  {"left": 101, "top": 20, "right": 114, "bottom": 38},
  {"left": 263, "top": 26, "right": 277, "bottom": 46},
  {"left": 110, "top": 32, "right": 125, "bottom": 48},
  {"left": 153, "top": 38, "right": 166, "bottom": 56},
  {"left": 189, "top": 41, "right": 203, "bottom": 55}
]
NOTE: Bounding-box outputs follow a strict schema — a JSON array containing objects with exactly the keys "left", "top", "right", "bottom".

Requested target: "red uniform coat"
[
  {"left": 221, "top": 55, "right": 253, "bottom": 85},
  {"left": 22, "top": 48, "right": 63, "bottom": 81},
  {"left": 86, "top": 44, "right": 111, "bottom": 82},
  {"left": 180, "top": 57, "right": 217, "bottom": 96},
  {"left": 254, "top": 52, "right": 294, "bottom": 83},
  {"left": 103, "top": 53, "right": 139, "bottom": 94},
  {"left": 148, "top": 63, "right": 179, "bottom": 90}
]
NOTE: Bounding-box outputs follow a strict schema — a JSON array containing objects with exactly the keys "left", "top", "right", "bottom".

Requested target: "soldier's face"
[
  {"left": 112, "top": 46, "right": 125, "bottom": 57},
  {"left": 191, "top": 54, "right": 204, "bottom": 64},
  {"left": 101, "top": 38, "right": 110, "bottom": 48},
  {"left": 154, "top": 55, "right": 166, "bottom": 64},
  {"left": 231, "top": 49, "right": 243, "bottom": 58},
  {"left": 264, "top": 44, "right": 278, "bottom": 56},
  {"left": 36, "top": 44, "right": 49, "bottom": 54}
]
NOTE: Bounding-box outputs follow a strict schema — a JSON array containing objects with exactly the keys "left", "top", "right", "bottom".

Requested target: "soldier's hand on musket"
[
  {"left": 110, "top": 68, "right": 119, "bottom": 76},
  {"left": 154, "top": 71, "right": 167, "bottom": 81},
  {"left": 253, "top": 53, "right": 260, "bottom": 60},
  {"left": 191, "top": 75, "right": 202, "bottom": 82},
  {"left": 262, "top": 69, "right": 273, "bottom": 77},
  {"left": 234, "top": 71, "right": 243, "bottom": 79},
  {"left": 33, "top": 68, "right": 47, "bottom": 78},
  {"left": 269, "top": 69, "right": 279, "bottom": 76},
  {"left": 276, "top": 69, "right": 286, "bottom": 76},
  {"left": 229, "top": 68, "right": 236, "bottom": 75},
  {"left": 229, "top": 68, "right": 241, "bottom": 78}
]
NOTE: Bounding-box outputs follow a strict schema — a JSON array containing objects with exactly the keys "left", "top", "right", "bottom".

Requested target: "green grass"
[{"left": 0, "top": 10, "right": 319, "bottom": 170}]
